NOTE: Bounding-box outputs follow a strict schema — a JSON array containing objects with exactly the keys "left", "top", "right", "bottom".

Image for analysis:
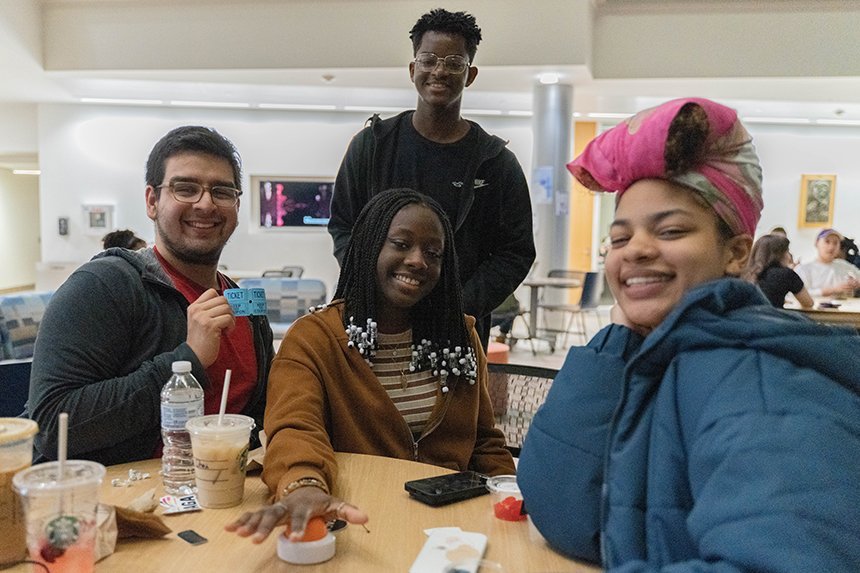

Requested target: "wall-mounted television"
[{"left": 252, "top": 176, "right": 332, "bottom": 229}]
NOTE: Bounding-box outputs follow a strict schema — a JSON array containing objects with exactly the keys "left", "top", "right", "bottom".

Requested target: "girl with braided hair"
[{"left": 228, "top": 188, "right": 513, "bottom": 543}]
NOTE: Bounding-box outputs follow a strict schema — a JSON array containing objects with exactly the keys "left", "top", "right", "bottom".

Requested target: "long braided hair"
[{"left": 333, "top": 188, "right": 473, "bottom": 359}]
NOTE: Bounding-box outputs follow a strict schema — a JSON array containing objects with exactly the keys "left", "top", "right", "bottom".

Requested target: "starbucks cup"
[
  {"left": 12, "top": 459, "right": 105, "bottom": 572},
  {"left": 0, "top": 418, "right": 39, "bottom": 566},
  {"left": 186, "top": 414, "right": 254, "bottom": 508}
]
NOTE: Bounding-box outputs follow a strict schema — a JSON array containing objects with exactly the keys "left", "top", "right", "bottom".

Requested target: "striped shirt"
[{"left": 373, "top": 330, "right": 438, "bottom": 438}]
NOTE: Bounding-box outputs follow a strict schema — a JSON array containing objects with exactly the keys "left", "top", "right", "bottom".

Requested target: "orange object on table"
[{"left": 487, "top": 341, "right": 509, "bottom": 364}]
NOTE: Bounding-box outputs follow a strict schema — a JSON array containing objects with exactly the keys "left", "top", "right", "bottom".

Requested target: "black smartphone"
[
  {"left": 404, "top": 471, "right": 489, "bottom": 507},
  {"left": 177, "top": 530, "right": 208, "bottom": 545}
]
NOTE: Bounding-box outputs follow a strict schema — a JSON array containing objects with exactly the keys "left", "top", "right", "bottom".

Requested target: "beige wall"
[{"left": 0, "top": 169, "right": 39, "bottom": 291}]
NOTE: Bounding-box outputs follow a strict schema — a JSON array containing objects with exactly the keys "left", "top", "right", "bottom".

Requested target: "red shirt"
[{"left": 155, "top": 247, "right": 258, "bottom": 417}]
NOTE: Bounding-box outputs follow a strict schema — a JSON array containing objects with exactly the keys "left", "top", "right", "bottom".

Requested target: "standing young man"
[
  {"left": 28, "top": 126, "right": 274, "bottom": 465},
  {"left": 328, "top": 8, "right": 535, "bottom": 349}
]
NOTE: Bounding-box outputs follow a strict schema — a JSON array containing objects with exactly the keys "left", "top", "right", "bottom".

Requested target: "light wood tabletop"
[
  {"left": 785, "top": 297, "right": 860, "bottom": 329},
  {"left": 10, "top": 453, "right": 599, "bottom": 572}
]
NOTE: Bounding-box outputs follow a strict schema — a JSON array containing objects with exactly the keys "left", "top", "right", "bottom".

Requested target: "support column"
[{"left": 530, "top": 82, "right": 574, "bottom": 277}]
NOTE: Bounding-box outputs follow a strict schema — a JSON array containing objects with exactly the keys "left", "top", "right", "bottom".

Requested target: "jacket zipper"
[{"left": 403, "top": 382, "right": 455, "bottom": 462}]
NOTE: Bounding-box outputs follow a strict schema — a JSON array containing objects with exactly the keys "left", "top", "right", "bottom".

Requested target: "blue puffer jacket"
[{"left": 519, "top": 278, "right": 860, "bottom": 572}]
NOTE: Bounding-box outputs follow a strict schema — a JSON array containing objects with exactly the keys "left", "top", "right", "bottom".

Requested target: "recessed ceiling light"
[
  {"left": 508, "top": 110, "right": 533, "bottom": 117},
  {"left": 741, "top": 117, "right": 812, "bottom": 125},
  {"left": 13, "top": 169, "right": 40, "bottom": 175},
  {"left": 343, "top": 105, "right": 406, "bottom": 113},
  {"left": 538, "top": 73, "right": 560, "bottom": 85},
  {"left": 80, "top": 97, "right": 163, "bottom": 105},
  {"left": 169, "top": 100, "right": 251, "bottom": 108},
  {"left": 462, "top": 109, "right": 503, "bottom": 116},
  {"left": 258, "top": 103, "right": 337, "bottom": 111},
  {"left": 816, "top": 118, "right": 860, "bottom": 126},
  {"left": 586, "top": 112, "right": 631, "bottom": 119}
]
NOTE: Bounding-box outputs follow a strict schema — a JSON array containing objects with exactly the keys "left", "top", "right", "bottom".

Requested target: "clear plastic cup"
[
  {"left": 186, "top": 414, "right": 254, "bottom": 508},
  {"left": 12, "top": 459, "right": 106, "bottom": 573},
  {"left": 0, "top": 418, "right": 39, "bottom": 566},
  {"left": 486, "top": 475, "right": 526, "bottom": 522}
]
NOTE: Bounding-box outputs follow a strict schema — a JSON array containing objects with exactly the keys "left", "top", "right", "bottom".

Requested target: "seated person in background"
[
  {"left": 794, "top": 228, "right": 859, "bottom": 297},
  {"left": 27, "top": 126, "right": 274, "bottom": 465},
  {"left": 518, "top": 98, "right": 860, "bottom": 572},
  {"left": 742, "top": 234, "right": 813, "bottom": 308},
  {"left": 102, "top": 228, "right": 147, "bottom": 250},
  {"left": 227, "top": 188, "right": 514, "bottom": 542}
]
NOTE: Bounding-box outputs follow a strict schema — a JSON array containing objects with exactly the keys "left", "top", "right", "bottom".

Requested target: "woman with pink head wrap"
[{"left": 519, "top": 98, "right": 860, "bottom": 572}]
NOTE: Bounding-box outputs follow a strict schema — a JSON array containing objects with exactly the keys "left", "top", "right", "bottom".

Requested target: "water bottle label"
[{"left": 161, "top": 402, "right": 204, "bottom": 430}]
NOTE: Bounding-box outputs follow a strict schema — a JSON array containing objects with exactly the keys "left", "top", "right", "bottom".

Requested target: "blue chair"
[{"left": 0, "top": 291, "right": 54, "bottom": 360}]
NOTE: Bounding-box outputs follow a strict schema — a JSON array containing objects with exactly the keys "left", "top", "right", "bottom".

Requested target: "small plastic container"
[
  {"left": 486, "top": 475, "right": 526, "bottom": 522},
  {"left": 277, "top": 532, "right": 335, "bottom": 564}
]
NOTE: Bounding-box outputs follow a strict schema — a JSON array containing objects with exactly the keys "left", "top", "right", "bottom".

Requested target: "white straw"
[
  {"left": 58, "top": 412, "right": 68, "bottom": 479},
  {"left": 218, "top": 369, "right": 232, "bottom": 426}
]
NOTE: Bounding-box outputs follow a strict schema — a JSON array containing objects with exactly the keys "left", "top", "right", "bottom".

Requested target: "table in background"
[
  {"left": 522, "top": 277, "right": 583, "bottom": 351},
  {"left": 10, "top": 454, "right": 597, "bottom": 572},
  {"left": 785, "top": 297, "right": 860, "bottom": 329}
]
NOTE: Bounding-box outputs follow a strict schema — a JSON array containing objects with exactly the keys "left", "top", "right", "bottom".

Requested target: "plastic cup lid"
[
  {"left": 0, "top": 418, "right": 39, "bottom": 445},
  {"left": 12, "top": 460, "right": 106, "bottom": 493},
  {"left": 486, "top": 474, "right": 520, "bottom": 494},
  {"left": 186, "top": 414, "right": 255, "bottom": 436}
]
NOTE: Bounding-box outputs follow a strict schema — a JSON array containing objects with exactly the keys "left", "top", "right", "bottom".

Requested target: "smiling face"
[
  {"left": 409, "top": 31, "right": 477, "bottom": 112},
  {"left": 816, "top": 233, "right": 842, "bottom": 263},
  {"left": 375, "top": 203, "right": 445, "bottom": 332},
  {"left": 605, "top": 179, "right": 751, "bottom": 330},
  {"left": 145, "top": 152, "right": 239, "bottom": 268}
]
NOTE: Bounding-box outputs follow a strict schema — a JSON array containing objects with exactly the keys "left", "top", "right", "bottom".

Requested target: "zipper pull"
[{"left": 412, "top": 441, "right": 419, "bottom": 461}]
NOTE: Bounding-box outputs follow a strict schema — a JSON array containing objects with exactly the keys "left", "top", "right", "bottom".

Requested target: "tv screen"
[{"left": 255, "top": 177, "right": 332, "bottom": 228}]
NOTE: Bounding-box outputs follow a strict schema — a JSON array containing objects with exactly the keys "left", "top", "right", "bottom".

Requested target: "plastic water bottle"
[{"left": 161, "top": 360, "right": 204, "bottom": 494}]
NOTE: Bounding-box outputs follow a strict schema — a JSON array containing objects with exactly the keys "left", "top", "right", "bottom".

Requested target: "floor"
[{"left": 498, "top": 305, "right": 612, "bottom": 371}]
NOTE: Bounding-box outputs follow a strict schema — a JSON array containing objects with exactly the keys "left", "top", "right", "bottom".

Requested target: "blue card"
[
  {"left": 248, "top": 288, "right": 267, "bottom": 317},
  {"left": 224, "top": 288, "right": 251, "bottom": 316}
]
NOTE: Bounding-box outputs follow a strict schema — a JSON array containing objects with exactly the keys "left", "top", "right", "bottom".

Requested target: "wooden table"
[
  {"left": 522, "top": 277, "right": 583, "bottom": 351},
  {"left": 10, "top": 454, "right": 598, "bottom": 572},
  {"left": 785, "top": 297, "right": 860, "bottom": 329}
]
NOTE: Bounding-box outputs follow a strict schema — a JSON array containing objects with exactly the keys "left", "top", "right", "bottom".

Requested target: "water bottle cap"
[{"left": 171, "top": 361, "right": 192, "bottom": 373}]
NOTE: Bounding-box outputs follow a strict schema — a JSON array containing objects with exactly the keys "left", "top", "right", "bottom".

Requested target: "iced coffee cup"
[
  {"left": 12, "top": 459, "right": 105, "bottom": 573},
  {"left": 0, "top": 418, "right": 39, "bottom": 567},
  {"left": 186, "top": 414, "right": 254, "bottom": 508}
]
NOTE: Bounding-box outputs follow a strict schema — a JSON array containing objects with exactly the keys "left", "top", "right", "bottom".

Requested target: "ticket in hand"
[{"left": 224, "top": 288, "right": 267, "bottom": 317}]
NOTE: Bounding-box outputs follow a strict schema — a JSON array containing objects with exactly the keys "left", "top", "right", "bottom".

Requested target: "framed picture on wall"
[
  {"left": 251, "top": 176, "right": 333, "bottom": 230},
  {"left": 798, "top": 174, "right": 836, "bottom": 228},
  {"left": 82, "top": 204, "right": 115, "bottom": 236}
]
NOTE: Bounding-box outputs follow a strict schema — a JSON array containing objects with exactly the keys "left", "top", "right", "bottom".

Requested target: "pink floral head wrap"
[{"left": 567, "top": 97, "right": 763, "bottom": 236}]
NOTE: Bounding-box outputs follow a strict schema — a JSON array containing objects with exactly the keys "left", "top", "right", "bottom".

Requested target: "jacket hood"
[
  {"left": 632, "top": 278, "right": 860, "bottom": 396},
  {"left": 92, "top": 247, "right": 174, "bottom": 287}
]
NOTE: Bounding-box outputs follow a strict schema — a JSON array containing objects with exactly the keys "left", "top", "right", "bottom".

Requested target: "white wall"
[
  {"left": 0, "top": 168, "right": 39, "bottom": 290},
  {"left": 751, "top": 124, "right": 860, "bottom": 265},
  {"left": 37, "top": 104, "right": 533, "bottom": 294}
]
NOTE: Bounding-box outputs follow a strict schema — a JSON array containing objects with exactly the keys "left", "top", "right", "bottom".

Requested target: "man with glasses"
[
  {"left": 328, "top": 8, "right": 535, "bottom": 349},
  {"left": 28, "top": 126, "right": 274, "bottom": 465}
]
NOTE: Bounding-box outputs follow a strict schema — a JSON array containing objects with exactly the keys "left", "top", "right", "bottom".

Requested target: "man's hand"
[{"left": 186, "top": 288, "right": 235, "bottom": 367}]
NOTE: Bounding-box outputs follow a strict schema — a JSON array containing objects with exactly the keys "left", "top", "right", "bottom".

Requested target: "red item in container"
[{"left": 493, "top": 496, "right": 526, "bottom": 521}]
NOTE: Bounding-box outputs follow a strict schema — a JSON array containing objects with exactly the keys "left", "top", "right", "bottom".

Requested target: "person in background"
[
  {"left": 794, "top": 228, "right": 859, "bottom": 297},
  {"left": 490, "top": 292, "right": 521, "bottom": 345},
  {"left": 102, "top": 228, "right": 147, "bottom": 251},
  {"left": 27, "top": 126, "right": 274, "bottom": 465},
  {"left": 518, "top": 98, "right": 860, "bottom": 572},
  {"left": 227, "top": 189, "right": 514, "bottom": 543},
  {"left": 742, "top": 234, "right": 813, "bottom": 308},
  {"left": 328, "top": 8, "right": 535, "bottom": 350}
]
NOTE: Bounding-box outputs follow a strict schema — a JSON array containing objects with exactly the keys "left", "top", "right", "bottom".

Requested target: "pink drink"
[{"left": 28, "top": 523, "right": 96, "bottom": 573}]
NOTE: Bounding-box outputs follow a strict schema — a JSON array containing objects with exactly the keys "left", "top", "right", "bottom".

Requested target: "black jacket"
[
  {"left": 328, "top": 111, "right": 536, "bottom": 344},
  {"left": 27, "top": 248, "right": 274, "bottom": 466}
]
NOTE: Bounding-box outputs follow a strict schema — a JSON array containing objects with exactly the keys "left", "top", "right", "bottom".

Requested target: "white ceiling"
[{"left": 2, "top": 0, "right": 860, "bottom": 170}]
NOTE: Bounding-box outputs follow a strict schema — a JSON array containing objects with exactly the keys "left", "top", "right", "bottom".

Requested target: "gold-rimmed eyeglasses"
[
  {"left": 157, "top": 182, "right": 242, "bottom": 207},
  {"left": 413, "top": 52, "right": 470, "bottom": 74}
]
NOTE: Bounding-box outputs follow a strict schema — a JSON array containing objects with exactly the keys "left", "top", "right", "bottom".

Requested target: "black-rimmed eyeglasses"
[
  {"left": 413, "top": 52, "right": 470, "bottom": 74},
  {"left": 157, "top": 182, "right": 242, "bottom": 208}
]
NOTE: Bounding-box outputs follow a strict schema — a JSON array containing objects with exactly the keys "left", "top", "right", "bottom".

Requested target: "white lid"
[
  {"left": 172, "top": 361, "right": 192, "bottom": 373},
  {"left": 277, "top": 532, "right": 335, "bottom": 564},
  {"left": 0, "top": 418, "right": 38, "bottom": 445}
]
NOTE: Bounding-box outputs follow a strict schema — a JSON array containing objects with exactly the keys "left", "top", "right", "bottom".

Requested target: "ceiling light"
[
  {"left": 508, "top": 110, "right": 533, "bottom": 117},
  {"left": 258, "top": 103, "right": 337, "bottom": 111},
  {"left": 538, "top": 73, "right": 560, "bottom": 85},
  {"left": 169, "top": 100, "right": 251, "bottom": 108},
  {"left": 13, "top": 169, "right": 40, "bottom": 175},
  {"left": 741, "top": 117, "right": 812, "bottom": 125},
  {"left": 343, "top": 106, "right": 406, "bottom": 113},
  {"left": 586, "top": 112, "right": 631, "bottom": 119},
  {"left": 815, "top": 118, "right": 860, "bottom": 126},
  {"left": 461, "top": 109, "right": 503, "bottom": 116},
  {"left": 80, "top": 97, "right": 163, "bottom": 105}
]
